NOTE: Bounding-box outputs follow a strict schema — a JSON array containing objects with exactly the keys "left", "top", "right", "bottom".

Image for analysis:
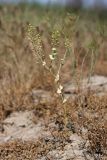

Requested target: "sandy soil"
[{"left": 0, "top": 75, "right": 107, "bottom": 160}]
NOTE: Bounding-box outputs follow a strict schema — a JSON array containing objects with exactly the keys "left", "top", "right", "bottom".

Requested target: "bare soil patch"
[{"left": 0, "top": 76, "right": 106, "bottom": 160}]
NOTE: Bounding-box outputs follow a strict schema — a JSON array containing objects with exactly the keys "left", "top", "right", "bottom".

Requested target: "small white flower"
[
  {"left": 49, "top": 54, "right": 55, "bottom": 60},
  {"left": 57, "top": 85, "right": 63, "bottom": 94},
  {"left": 49, "top": 47, "right": 57, "bottom": 60},
  {"left": 63, "top": 98, "right": 67, "bottom": 104},
  {"left": 42, "top": 61, "right": 46, "bottom": 66},
  {"left": 55, "top": 73, "right": 59, "bottom": 83},
  {"left": 52, "top": 47, "right": 56, "bottom": 52}
]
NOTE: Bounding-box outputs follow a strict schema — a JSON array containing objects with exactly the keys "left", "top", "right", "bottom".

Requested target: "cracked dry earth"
[{"left": 0, "top": 75, "right": 107, "bottom": 160}]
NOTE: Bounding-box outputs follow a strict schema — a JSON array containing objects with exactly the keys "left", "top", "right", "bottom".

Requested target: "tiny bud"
[{"left": 61, "top": 59, "right": 64, "bottom": 65}]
